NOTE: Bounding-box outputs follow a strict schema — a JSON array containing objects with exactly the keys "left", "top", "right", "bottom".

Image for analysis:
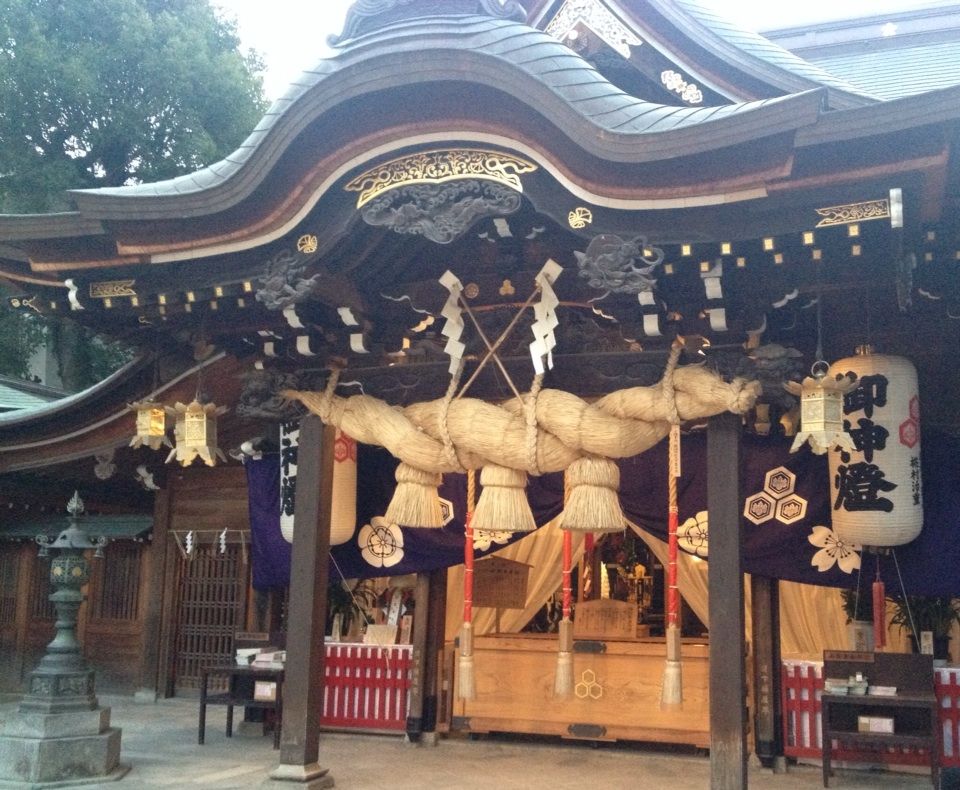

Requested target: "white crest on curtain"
[
  {"left": 358, "top": 516, "right": 404, "bottom": 568},
  {"left": 677, "top": 511, "right": 709, "bottom": 558}
]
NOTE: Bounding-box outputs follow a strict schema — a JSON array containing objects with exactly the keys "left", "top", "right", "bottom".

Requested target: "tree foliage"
[
  {"left": 0, "top": 0, "right": 267, "bottom": 388},
  {"left": 0, "top": 294, "right": 45, "bottom": 378},
  {"left": 0, "top": 0, "right": 267, "bottom": 212}
]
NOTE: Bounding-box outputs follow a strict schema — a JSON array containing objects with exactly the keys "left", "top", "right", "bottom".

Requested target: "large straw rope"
[{"left": 283, "top": 364, "right": 759, "bottom": 476}]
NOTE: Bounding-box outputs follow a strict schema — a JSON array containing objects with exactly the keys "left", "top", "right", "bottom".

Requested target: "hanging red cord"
[
  {"left": 872, "top": 557, "right": 886, "bottom": 649},
  {"left": 562, "top": 529, "right": 573, "bottom": 620},
  {"left": 666, "top": 426, "right": 680, "bottom": 630},
  {"left": 463, "top": 509, "right": 474, "bottom": 625}
]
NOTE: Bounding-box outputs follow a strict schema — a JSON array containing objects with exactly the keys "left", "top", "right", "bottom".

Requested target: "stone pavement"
[{"left": 0, "top": 693, "right": 937, "bottom": 789}]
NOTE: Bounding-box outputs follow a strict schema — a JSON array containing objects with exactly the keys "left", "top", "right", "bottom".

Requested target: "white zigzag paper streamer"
[
  {"left": 439, "top": 270, "right": 466, "bottom": 375},
  {"left": 529, "top": 259, "right": 563, "bottom": 375}
]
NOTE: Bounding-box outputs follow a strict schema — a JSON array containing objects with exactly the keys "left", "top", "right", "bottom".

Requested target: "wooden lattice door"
[{"left": 170, "top": 541, "right": 249, "bottom": 692}]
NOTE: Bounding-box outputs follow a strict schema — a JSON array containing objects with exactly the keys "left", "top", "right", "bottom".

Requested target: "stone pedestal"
[{"left": 0, "top": 709, "right": 126, "bottom": 788}]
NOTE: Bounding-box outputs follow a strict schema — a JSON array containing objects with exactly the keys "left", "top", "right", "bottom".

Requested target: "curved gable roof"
[{"left": 66, "top": 14, "right": 823, "bottom": 222}]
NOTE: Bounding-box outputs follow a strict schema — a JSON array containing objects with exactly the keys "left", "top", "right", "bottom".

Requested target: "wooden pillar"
[
  {"left": 751, "top": 575, "right": 785, "bottom": 771},
  {"left": 270, "top": 416, "right": 334, "bottom": 789},
  {"left": 422, "top": 566, "right": 447, "bottom": 738},
  {"left": 405, "top": 573, "right": 430, "bottom": 741},
  {"left": 136, "top": 487, "right": 171, "bottom": 702},
  {"left": 707, "top": 412, "right": 747, "bottom": 790}
]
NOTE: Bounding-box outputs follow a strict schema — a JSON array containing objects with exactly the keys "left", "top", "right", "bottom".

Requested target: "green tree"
[
  {"left": 0, "top": 0, "right": 267, "bottom": 387},
  {"left": 0, "top": 297, "right": 45, "bottom": 379}
]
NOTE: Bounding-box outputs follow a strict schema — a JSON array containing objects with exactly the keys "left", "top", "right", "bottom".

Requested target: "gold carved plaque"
[
  {"left": 89, "top": 280, "right": 136, "bottom": 298},
  {"left": 815, "top": 200, "right": 889, "bottom": 228},
  {"left": 344, "top": 148, "right": 537, "bottom": 208}
]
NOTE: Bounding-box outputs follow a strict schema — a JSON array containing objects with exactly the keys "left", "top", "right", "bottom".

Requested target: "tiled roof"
[
  {"left": 654, "top": 0, "right": 878, "bottom": 101},
  {"left": 808, "top": 40, "right": 960, "bottom": 99},
  {"left": 0, "top": 380, "right": 61, "bottom": 411}
]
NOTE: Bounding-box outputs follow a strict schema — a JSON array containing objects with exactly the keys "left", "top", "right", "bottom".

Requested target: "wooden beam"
[
  {"left": 707, "top": 412, "right": 747, "bottom": 790},
  {"left": 750, "top": 575, "right": 785, "bottom": 772},
  {"left": 271, "top": 416, "right": 334, "bottom": 788}
]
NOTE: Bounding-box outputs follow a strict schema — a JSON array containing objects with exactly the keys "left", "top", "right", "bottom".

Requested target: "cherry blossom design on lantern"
[
  {"left": 358, "top": 516, "right": 404, "bottom": 568},
  {"left": 808, "top": 525, "right": 861, "bottom": 574},
  {"left": 678, "top": 510, "right": 709, "bottom": 558}
]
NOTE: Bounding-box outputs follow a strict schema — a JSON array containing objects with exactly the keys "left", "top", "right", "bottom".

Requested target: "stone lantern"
[{"left": 0, "top": 492, "right": 127, "bottom": 785}]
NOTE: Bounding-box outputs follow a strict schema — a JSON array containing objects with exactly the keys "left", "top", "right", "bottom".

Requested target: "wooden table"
[
  {"left": 198, "top": 665, "right": 284, "bottom": 749},
  {"left": 819, "top": 651, "right": 938, "bottom": 788},
  {"left": 821, "top": 691, "right": 939, "bottom": 788}
]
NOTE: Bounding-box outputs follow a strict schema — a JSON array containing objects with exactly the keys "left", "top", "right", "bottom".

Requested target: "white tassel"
[{"left": 458, "top": 622, "right": 476, "bottom": 700}]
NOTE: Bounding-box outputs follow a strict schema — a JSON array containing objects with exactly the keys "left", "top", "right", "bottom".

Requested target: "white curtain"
[{"left": 443, "top": 519, "right": 917, "bottom": 658}]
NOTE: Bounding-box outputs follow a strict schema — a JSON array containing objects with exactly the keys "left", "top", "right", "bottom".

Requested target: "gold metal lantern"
[
  {"left": 785, "top": 363, "right": 858, "bottom": 455},
  {"left": 165, "top": 400, "right": 228, "bottom": 467},
  {"left": 128, "top": 400, "right": 171, "bottom": 450}
]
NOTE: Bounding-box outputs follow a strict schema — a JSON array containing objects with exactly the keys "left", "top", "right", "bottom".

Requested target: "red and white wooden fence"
[{"left": 321, "top": 643, "right": 413, "bottom": 731}]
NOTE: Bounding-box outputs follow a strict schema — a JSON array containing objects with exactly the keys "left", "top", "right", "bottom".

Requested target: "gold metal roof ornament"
[
  {"left": 785, "top": 362, "right": 858, "bottom": 455},
  {"left": 165, "top": 400, "right": 228, "bottom": 467},
  {"left": 128, "top": 400, "right": 171, "bottom": 451}
]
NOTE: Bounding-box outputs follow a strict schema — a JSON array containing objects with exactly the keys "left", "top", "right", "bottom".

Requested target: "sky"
[{"left": 212, "top": 0, "right": 949, "bottom": 100}]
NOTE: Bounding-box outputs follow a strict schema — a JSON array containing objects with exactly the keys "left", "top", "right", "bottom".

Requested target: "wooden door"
[{"left": 170, "top": 540, "right": 249, "bottom": 692}]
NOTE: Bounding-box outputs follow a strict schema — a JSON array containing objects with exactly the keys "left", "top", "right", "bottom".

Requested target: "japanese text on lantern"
[
  {"left": 834, "top": 373, "right": 896, "bottom": 513},
  {"left": 280, "top": 421, "right": 299, "bottom": 535}
]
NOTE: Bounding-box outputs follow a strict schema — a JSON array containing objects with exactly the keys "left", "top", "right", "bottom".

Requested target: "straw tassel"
[
  {"left": 472, "top": 464, "right": 536, "bottom": 533},
  {"left": 554, "top": 527, "right": 574, "bottom": 696},
  {"left": 459, "top": 470, "right": 477, "bottom": 699},
  {"left": 561, "top": 456, "right": 623, "bottom": 533},
  {"left": 385, "top": 462, "right": 444, "bottom": 528}
]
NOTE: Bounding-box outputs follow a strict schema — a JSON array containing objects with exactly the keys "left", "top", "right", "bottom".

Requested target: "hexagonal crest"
[
  {"left": 899, "top": 418, "right": 919, "bottom": 449},
  {"left": 744, "top": 492, "right": 775, "bottom": 525},
  {"left": 776, "top": 495, "right": 807, "bottom": 525},
  {"left": 763, "top": 466, "right": 796, "bottom": 499},
  {"left": 909, "top": 396, "right": 920, "bottom": 421},
  {"left": 438, "top": 497, "right": 455, "bottom": 526}
]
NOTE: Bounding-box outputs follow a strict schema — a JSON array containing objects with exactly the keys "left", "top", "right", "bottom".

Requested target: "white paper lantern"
[
  {"left": 828, "top": 346, "right": 922, "bottom": 547},
  {"left": 279, "top": 423, "right": 356, "bottom": 547},
  {"left": 330, "top": 429, "right": 357, "bottom": 546}
]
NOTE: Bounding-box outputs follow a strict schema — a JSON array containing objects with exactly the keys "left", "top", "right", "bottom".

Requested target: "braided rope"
[
  {"left": 317, "top": 368, "right": 341, "bottom": 422},
  {"left": 525, "top": 373, "right": 545, "bottom": 476},
  {"left": 661, "top": 342, "right": 683, "bottom": 427},
  {"left": 439, "top": 360, "right": 466, "bottom": 472}
]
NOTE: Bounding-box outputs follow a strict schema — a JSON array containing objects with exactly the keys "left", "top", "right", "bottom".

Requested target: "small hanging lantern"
[
  {"left": 165, "top": 400, "right": 228, "bottom": 467},
  {"left": 128, "top": 400, "right": 171, "bottom": 450},
  {"left": 785, "top": 362, "right": 858, "bottom": 455}
]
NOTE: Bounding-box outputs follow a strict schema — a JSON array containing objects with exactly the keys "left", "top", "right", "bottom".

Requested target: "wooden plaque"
[
  {"left": 473, "top": 556, "right": 530, "bottom": 610},
  {"left": 573, "top": 599, "right": 636, "bottom": 639}
]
